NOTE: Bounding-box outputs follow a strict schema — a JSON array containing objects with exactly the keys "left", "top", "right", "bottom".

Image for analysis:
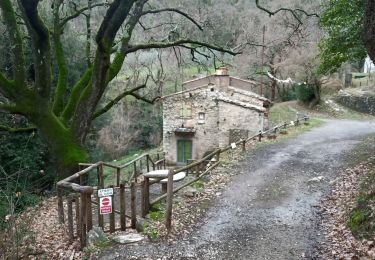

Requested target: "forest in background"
[{"left": 1, "top": 0, "right": 365, "bottom": 230}]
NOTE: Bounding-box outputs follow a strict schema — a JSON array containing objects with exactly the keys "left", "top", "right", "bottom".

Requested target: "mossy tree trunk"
[
  {"left": 0, "top": 0, "right": 239, "bottom": 180},
  {"left": 363, "top": 0, "right": 375, "bottom": 63}
]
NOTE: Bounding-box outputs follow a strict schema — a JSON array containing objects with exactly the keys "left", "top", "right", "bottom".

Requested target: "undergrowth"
[{"left": 347, "top": 134, "right": 375, "bottom": 239}]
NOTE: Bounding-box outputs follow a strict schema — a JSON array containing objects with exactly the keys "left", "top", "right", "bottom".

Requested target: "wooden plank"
[
  {"left": 151, "top": 161, "right": 220, "bottom": 205},
  {"left": 80, "top": 193, "right": 87, "bottom": 250},
  {"left": 109, "top": 185, "right": 115, "bottom": 233},
  {"left": 99, "top": 163, "right": 104, "bottom": 188},
  {"left": 57, "top": 188, "right": 64, "bottom": 224},
  {"left": 67, "top": 198, "right": 74, "bottom": 242},
  {"left": 86, "top": 193, "right": 93, "bottom": 232},
  {"left": 133, "top": 162, "right": 137, "bottom": 182},
  {"left": 141, "top": 178, "right": 150, "bottom": 217},
  {"left": 116, "top": 168, "right": 121, "bottom": 186},
  {"left": 120, "top": 184, "right": 126, "bottom": 231},
  {"left": 98, "top": 194, "right": 104, "bottom": 229},
  {"left": 165, "top": 169, "right": 174, "bottom": 233},
  {"left": 146, "top": 155, "right": 150, "bottom": 172},
  {"left": 75, "top": 195, "right": 81, "bottom": 237},
  {"left": 131, "top": 181, "right": 137, "bottom": 229}
]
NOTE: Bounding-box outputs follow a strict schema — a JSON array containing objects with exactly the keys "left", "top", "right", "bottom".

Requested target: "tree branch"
[
  {"left": 18, "top": 0, "right": 52, "bottom": 98},
  {"left": 61, "top": 68, "right": 93, "bottom": 123},
  {"left": 126, "top": 39, "right": 243, "bottom": 55},
  {"left": 0, "top": 103, "right": 22, "bottom": 114},
  {"left": 0, "top": 0, "right": 26, "bottom": 87},
  {"left": 52, "top": 0, "right": 68, "bottom": 116},
  {"left": 93, "top": 83, "right": 158, "bottom": 119},
  {"left": 0, "top": 124, "right": 37, "bottom": 133},
  {"left": 0, "top": 72, "right": 16, "bottom": 100},
  {"left": 60, "top": 2, "right": 108, "bottom": 27},
  {"left": 255, "top": 0, "right": 319, "bottom": 24},
  {"left": 106, "top": 0, "right": 148, "bottom": 82},
  {"left": 141, "top": 8, "right": 203, "bottom": 31}
]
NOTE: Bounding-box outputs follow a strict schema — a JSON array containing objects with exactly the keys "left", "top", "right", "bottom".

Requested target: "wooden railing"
[
  {"left": 56, "top": 116, "right": 309, "bottom": 249},
  {"left": 56, "top": 152, "right": 165, "bottom": 249}
]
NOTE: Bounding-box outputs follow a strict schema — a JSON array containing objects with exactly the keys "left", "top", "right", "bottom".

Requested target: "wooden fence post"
[
  {"left": 146, "top": 155, "right": 150, "bottom": 172},
  {"left": 98, "top": 164, "right": 104, "bottom": 188},
  {"left": 97, "top": 195, "right": 104, "bottom": 229},
  {"left": 80, "top": 193, "right": 87, "bottom": 250},
  {"left": 258, "top": 131, "right": 262, "bottom": 142},
  {"left": 120, "top": 184, "right": 126, "bottom": 231},
  {"left": 75, "top": 195, "right": 81, "bottom": 237},
  {"left": 133, "top": 162, "right": 137, "bottom": 182},
  {"left": 242, "top": 140, "right": 246, "bottom": 152},
  {"left": 131, "top": 181, "right": 137, "bottom": 229},
  {"left": 116, "top": 168, "right": 121, "bottom": 186},
  {"left": 109, "top": 185, "right": 115, "bottom": 233},
  {"left": 67, "top": 197, "right": 74, "bottom": 242},
  {"left": 166, "top": 169, "right": 174, "bottom": 233},
  {"left": 57, "top": 188, "right": 64, "bottom": 224},
  {"left": 97, "top": 165, "right": 104, "bottom": 229},
  {"left": 86, "top": 192, "right": 93, "bottom": 232},
  {"left": 141, "top": 177, "right": 150, "bottom": 217}
]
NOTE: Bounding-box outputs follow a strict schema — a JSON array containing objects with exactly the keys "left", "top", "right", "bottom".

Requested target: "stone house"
[{"left": 162, "top": 68, "right": 271, "bottom": 165}]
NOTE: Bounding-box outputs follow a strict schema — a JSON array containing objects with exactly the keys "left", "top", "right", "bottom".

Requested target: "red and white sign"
[{"left": 100, "top": 196, "right": 112, "bottom": 215}]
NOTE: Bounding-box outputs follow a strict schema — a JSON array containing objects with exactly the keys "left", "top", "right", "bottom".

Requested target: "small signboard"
[
  {"left": 98, "top": 188, "right": 113, "bottom": 197},
  {"left": 100, "top": 196, "right": 112, "bottom": 215},
  {"left": 231, "top": 142, "right": 237, "bottom": 149}
]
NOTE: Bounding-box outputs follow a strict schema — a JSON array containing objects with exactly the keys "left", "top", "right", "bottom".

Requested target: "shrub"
[
  {"left": 279, "top": 86, "right": 297, "bottom": 101},
  {"left": 295, "top": 84, "right": 316, "bottom": 103}
]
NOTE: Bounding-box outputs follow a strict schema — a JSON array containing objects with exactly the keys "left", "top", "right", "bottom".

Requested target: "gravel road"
[{"left": 98, "top": 119, "right": 375, "bottom": 260}]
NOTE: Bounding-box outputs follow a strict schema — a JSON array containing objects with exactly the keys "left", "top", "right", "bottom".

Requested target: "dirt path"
[{"left": 98, "top": 119, "right": 375, "bottom": 260}]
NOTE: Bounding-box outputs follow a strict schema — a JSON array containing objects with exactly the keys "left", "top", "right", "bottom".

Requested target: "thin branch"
[
  {"left": 0, "top": 124, "right": 37, "bottom": 133},
  {"left": 128, "top": 93, "right": 160, "bottom": 104},
  {"left": 126, "top": 39, "right": 245, "bottom": 56},
  {"left": 93, "top": 84, "right": 148, "bottom": 119},
  {"left": 0, "top": 103, "right": 22, "bottom": 114},
  {"left": 255, "top": 0, "right": 319, "bottom": 24},
  {"left": 138, "top": 21, "right": 177, "bottom": 31},
  {"left": 141, "top": 8, "right": 203, "bottom": 31},
  {"left": 60, "top": 2, "right": 108, "bottom": 27}
]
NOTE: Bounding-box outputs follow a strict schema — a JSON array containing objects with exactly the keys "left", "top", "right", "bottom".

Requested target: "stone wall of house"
[
  {"left": 163, "top": 85, "right": 266, "bottom": 165},
  {"left": 217, "top": 101, "right": 262, "bottom": 147},
  {"left": 163, "top": 87, "right": 221, "bottom": 164}
]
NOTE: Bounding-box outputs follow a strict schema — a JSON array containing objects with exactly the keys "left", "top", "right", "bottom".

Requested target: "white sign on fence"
[
  {"left": 98, "top": 188, "right": 113, "bottom": 198},
  {"left": 99, "top": 196, "right": 112, "bottom": 215},
  {"left": 231, "top": 142, "right": 237, "bottom": 149}
]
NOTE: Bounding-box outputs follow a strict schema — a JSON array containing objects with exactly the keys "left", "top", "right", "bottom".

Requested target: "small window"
[
  {"left": 198, "top": 112, "right": 205, "bottom": 124},
  {"left": 198, "top": 112, "right": 205, "bottom": 120},
  {"left": 180, "top": 102, "right": 192, "bottom": 118}
]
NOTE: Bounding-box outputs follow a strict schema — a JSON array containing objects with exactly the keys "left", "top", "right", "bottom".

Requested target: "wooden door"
[{"left": 177, "top": 140, "right": 192, "bottom": 164}]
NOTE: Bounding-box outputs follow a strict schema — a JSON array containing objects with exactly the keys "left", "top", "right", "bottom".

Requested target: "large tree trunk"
[
  {"left": 363, "top": 1, "right": 375, "bottom": 62},
  {"left": 26, "top": 99, "right": 88, "bottom": 179}
]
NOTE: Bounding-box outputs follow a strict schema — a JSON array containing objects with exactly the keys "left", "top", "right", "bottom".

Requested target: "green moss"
[
  {"left": 107, "top": 52, "right": 125, "bottom": 82},
  {"left": 52, "top": 33, "right": 68, "bottom": 116},
  {"left": 61, "top": 68, "right": 92, "bottom": 123}
]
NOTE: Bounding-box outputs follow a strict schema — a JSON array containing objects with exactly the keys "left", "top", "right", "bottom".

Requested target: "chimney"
[
  {"left": 215, "top": 67, "right": 229, "bottom": 88},
  {"left": 216, "top": 67, "right": 229, "bottom": 76}
]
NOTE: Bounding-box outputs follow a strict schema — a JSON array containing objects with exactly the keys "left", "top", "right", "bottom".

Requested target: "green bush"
[
  {"left": 295, "top": 84, "right": 316, "bottom": 103},
  {"left": 279, "top": 86, "right": 297, "bottom": 101}
]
